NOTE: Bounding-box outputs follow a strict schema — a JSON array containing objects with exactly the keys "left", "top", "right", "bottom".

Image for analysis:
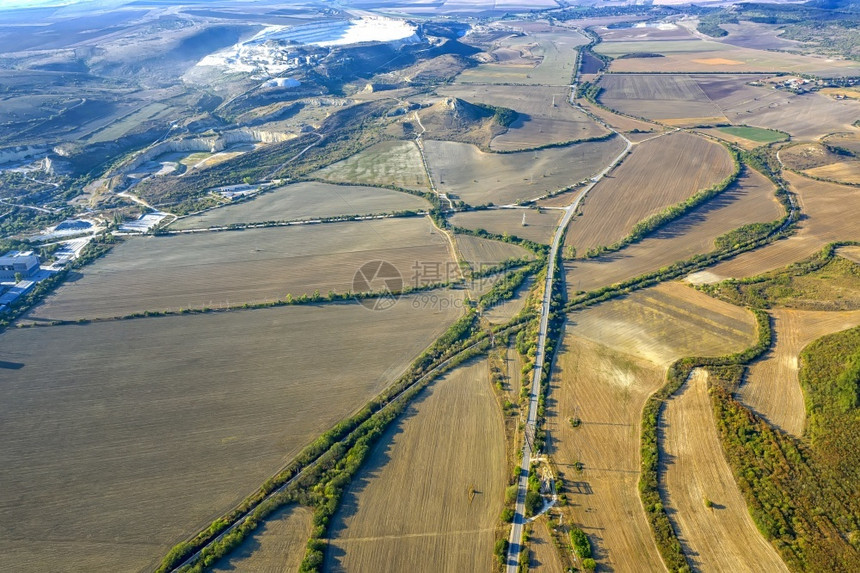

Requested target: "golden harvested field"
[
  {"left": 325, "top": 359, "right": 506, "bottom": 572},
  {"left": 438, "top": 84, "right": 608, "bottom": 151},
  {"left": 739, "top": 309, "right": 860, "bottom": 437},
  {"left": 528, "top": 519, "right": 565, "bottom": 572},
  {"left": 424, "top": 137, "right": 625, "bottom": 206},
  {"left": 660, "top": 369, "right": 789, "bottom": 573},
  {"left": 456, "top": 29, "right": 588, "bottom": 86},
  {"left": 451, "top": 208, "right": 562, "bottom": 244},
  {"left": 576, "top": 99, "right": 661, "bottom": 134},
  {"left": 546, "top": 335, "right": 666, "bottom": 572},
  {"left": 0, "top": 299, "right": 462, "bottom": 573},
  {"left": 314, "top": 140, "right": 430, "bottom": 191},
  {"left": 838, "top": 245, "right": 860, "bottom": 264},
  {"left": 545, "top": 283, "right": 754, "bottom": 571},
  {"left": 825, "top": 134, "right": 860, "bottom": 155},
  {"left": 567, "top": 281, "right": 756, "bottom": 365},
  {"left": 211, "top": 505, "right": 312, "bottom": 573},
  {"left": 805, "top": 162, "right": 860, "bottom": 185},
  {"left": 170, "top": 182, "right": 429, "bottom": 230},
  {"left": 687, "top": 171, "right": 860, "bottom": 283},
  {"left": 483, "top": 276, "right": 535, "bottom": 325},
  {"left": 23, "top": 217, "right": 453, "bottom": 320},
  {"left": 564, "top": 132, "right": 734, "bottom": 252},
  {"left": 455, "top": 234, "right": 532, "bottom": 270},
  {"left": 596, "top": 39, "right": 860, "bottom": 77},
  {"left": 565, "top": 167, "right": 781, "bottom": 296}
]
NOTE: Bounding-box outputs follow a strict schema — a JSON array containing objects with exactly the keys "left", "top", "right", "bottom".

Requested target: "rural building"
[{"left": 0, "top": 251, "right": 40, "bottom": 280}]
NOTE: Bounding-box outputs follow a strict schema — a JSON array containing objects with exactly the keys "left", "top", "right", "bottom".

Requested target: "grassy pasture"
[
  {"left": 170, "top": 182, "right": 429, "bottom": 230},
  {"left": 0, "top": 298, "right": 462, "bottom": 573},
  {"left": 438, "top": 84, "right": 608, "bottom": 151},
  {"left": 564, "top": 132, "right": 734, "bottom": 252},
  {"left": 451, "top": 208, "right": 562, "bottom": 244},
  {"left": 424, "top": 137, "right": 625, "bottom": 206},
  {"left": 716, "top": 125, "right": 786, "bottom": 143},
  {"left": 740, "top": 309, "right": 860, "bottom": 437},
  {"left": 660, "top": 369, "right": 790, "bottom": 572},
  {"left": 565, "top": 167, "right": 782, "bottom": 295},
  {"left": 211, "top": 505, "right": 312, "bottom": 573},
  {"left": 688, "top": 171, "right": 860, "bottom": 282},
  {"left": 314, "top": 140, "right": 430, "bottom": 191},
  {"left": 23, "top": 217, "right": 453, "bottom": 321},
  {"left": 717, "top": 126, "right": 787, "bottom": 144},
  {"left": 325, "top": 358, "right": 505, "bottom": 573}
]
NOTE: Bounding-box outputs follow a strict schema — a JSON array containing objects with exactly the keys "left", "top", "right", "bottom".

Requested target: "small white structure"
[{"left": 0, "top": 251, "right": 40, "bottom": 280}]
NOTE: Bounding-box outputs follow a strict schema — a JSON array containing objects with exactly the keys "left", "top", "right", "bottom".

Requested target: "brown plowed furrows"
[
  {"left": 660, "top": 369, "right": 789, "bottom": 573},
  {"left": 564, "top": 132, "right": 734, "bottom": 253},
  {"left": 212, "top": 505, "right": 312, "bottom": 573},
  {"left": 839, "top": 246, "right": 860, "bottom": 264},
  {"left": 547, "top": 335, "right": 667, "bottom": 572},
  {"left": 325, "top": 359, "right": 506, "bottom": 573},
  {"left": 688, "top": 171, "right": 860, "bottom": 284},
  {"left": 740, "top": 309, "right": 860, "bottom": 437},
  {"left": 565, "top": 167, "right": 781, "bottom": 296}
]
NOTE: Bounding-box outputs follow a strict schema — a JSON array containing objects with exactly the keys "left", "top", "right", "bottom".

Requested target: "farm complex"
[{"left": 1, "top": 1, "right": 859, "bottom": 573}]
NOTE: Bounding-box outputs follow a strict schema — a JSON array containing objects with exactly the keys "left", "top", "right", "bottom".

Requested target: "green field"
[{"left": 717, "top": 126, "right": 788, "bottom": 143}]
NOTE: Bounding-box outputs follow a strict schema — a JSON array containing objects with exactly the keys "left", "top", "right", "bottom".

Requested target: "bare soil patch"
[{"left": 451, "top": 208, "right": 562, "bottom": 244}]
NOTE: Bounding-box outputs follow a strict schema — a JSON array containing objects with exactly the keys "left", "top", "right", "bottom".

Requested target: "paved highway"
[{"left": 505, "top": 132, "right": 630, "bottom": 571}]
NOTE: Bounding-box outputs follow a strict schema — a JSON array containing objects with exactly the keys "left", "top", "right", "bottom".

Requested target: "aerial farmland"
[{"left": 1, "top": 1, "right": 859, "bottom": 572}]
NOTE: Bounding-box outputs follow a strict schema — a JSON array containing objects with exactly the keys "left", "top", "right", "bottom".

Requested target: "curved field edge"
[
  {"left": 161, "top": 150, "right": 800, "bottom": 572},
  {"left": 659, "top": 369, "right": 789, "bottom": 572},
  {"left": 639, "top": 308, "right": 772, "bottom": 572}
]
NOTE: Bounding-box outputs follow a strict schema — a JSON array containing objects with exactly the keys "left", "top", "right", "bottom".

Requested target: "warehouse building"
[{"left": 0, "top": 251, "right": 40, "bottom": 281}]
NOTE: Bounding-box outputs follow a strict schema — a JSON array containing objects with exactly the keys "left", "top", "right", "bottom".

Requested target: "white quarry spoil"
[{"left": 198, "top": 16, "right": 419, "bottom": 75}]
